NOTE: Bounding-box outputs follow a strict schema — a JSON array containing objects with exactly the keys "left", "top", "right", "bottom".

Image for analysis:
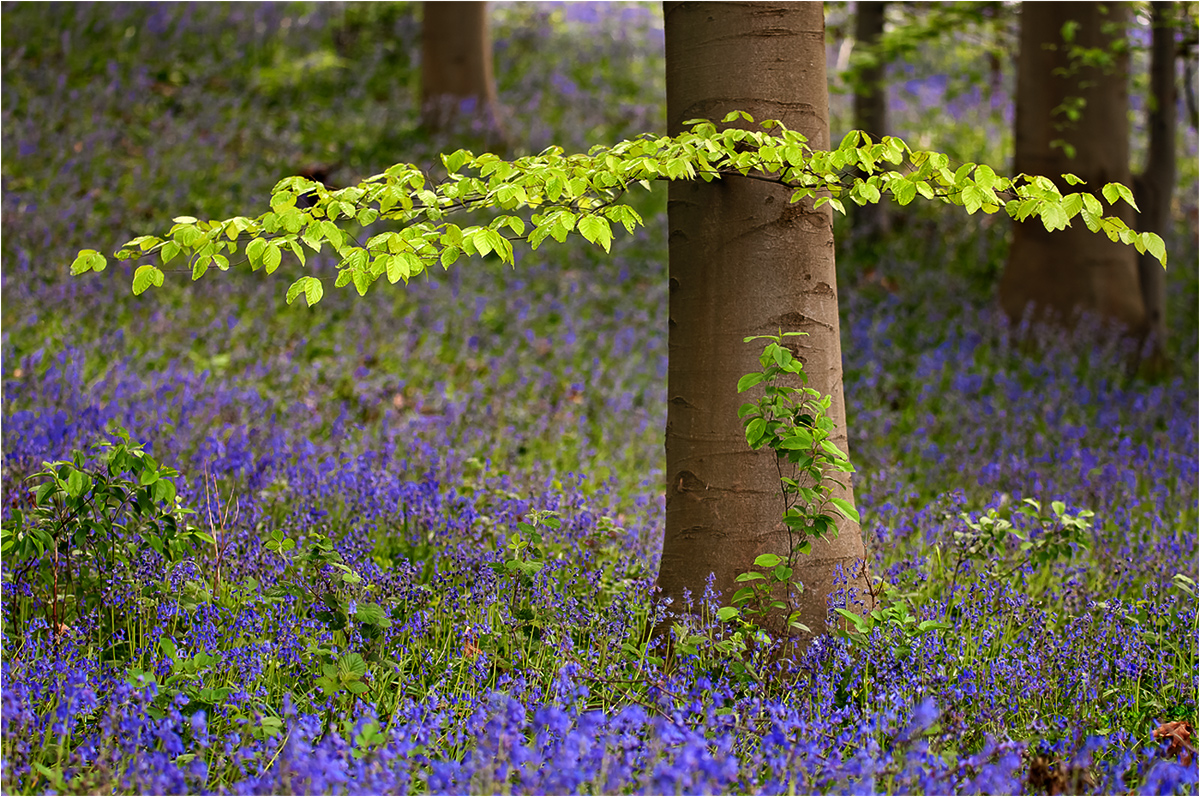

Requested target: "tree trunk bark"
[
  {"left": 851, "top": 1, "right": 890, "bottom": 242},
  {"left": 1134, "top": 1, "right": 1177, "bottom": 364},
  {"left": 659, "top": 1, "right": 869, "bottom": 639},
  {"left": 999, "top": 2, "right": 1146, "bottom": 333},
  {"left": 421, "top": 2, "right": 504, "bottom": 139}
]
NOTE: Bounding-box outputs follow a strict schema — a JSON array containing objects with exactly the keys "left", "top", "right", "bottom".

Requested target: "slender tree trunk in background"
[
  {"left": 999, "top": 2, "right": 1146, "bottom": 333},
  {"left": 658, "top": 2, "right": 869, "bottom": 638},
  {"left": 421, "top": 2, "right": 504, "bottom": 139},
  {"left": 1133, "top": 1, "right": 1177, "bottom": 365},
  {"left": 851, "top": 1, "right": 890, "bottom": 242}
]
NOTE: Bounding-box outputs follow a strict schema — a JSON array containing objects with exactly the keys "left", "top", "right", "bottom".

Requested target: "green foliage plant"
[
  {"left": 491, "top": 508, "right": 558, "bottom": 651},
  {"left": 0, "top": 425, "right": 210, "bottom": 647},
  {"left": 836, "top": 498, "right": 1094, "bottom": 664},
  {"left": 941, "top": 497, "right": 1094, "bottom": 612},
  {"left": 262, "top": 527, "right": 393, "bottom": 656},
  {"left": 709, "top": 332, "right": 860, "bottom": 671},
  {"left": 71, "top": 113, "right": 1167, "bottom": 302},
  {"left": 738, "top": 332, "right": 860, "bottom": 557},
  {"left": 717, "top": 338, "right": 1099, "bottom": 675}
]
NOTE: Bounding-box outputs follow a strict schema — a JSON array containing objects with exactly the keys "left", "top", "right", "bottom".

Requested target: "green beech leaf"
[
  {"left": 1101, "top": 182, "right": 1137, "bottom": 210},
  {"left": 286, "top": 276, "right": 323, "bottom": 307},
  {"left": 132, "top": 264, "right": 164, "bottom": 295},
  {"left": 1039, "top": 203, "right": 1069, "bottom": 232},
  {"left": 1142, "top": 232, "right": 1166, "bottom": 266},
  {"left": 288, "top": 240, "right": 306, "bottom": 266},
  {"left": 321, "top": 220, "right": 343, "bottom": 249},
  {"left": 246, "top": 238, "right": 267, "bottom": 270},
  {"left": 973, "top": 164, "right": 996, "bottom": 190},
  {"left": 387, "top": 253, "right": 420, "bottom": 284},
  {"left": 69, "top": 249, "right": 105, "bottom": 275},
  {"left": 577, "top": 216, "right": 613, "bottom": 252},
  {"left": 160, "top": 241, "right": 180, "bottom": 265},
  {"left": 262, "top": 242, "right": 282, "bottom": 274},
  {"left": 352, "top": 268, "right": 370, "bottom": 296},
  {"left": 891, "top": 179, "right": 917, "bottom": 206},
  {"left": 192, "top": 257, "right": 210, "bottom": 280}
]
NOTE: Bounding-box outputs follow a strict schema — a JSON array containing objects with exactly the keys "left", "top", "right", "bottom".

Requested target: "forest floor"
[{"left": 2, "top": 4, "right": 1197, "bottom": 794}]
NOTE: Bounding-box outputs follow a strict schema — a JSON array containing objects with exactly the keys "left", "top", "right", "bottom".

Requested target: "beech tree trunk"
[
  {"left": 421, "top": 2, "right": 503, "bottom": 137},
  {"left": 1134, "top": 1, "right": 1177, "bottom": 362},
  {"left": 999, "top": 2, "right": 1145, "bottom": 333},
  {"left": 851, "top": 1, "right": 890, "bottom": 241},
  {"left": 658, "top": 2, "right": 869, "bottom": 637}
]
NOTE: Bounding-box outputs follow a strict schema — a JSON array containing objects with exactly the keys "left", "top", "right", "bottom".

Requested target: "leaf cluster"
[
  {"left": 714, "top": 332, "right": 863, "bottom": 659},
  {"left": 1, "top": 425, "right": 208, "bottom": 644},
  {"left": 737, "top": 332, "right": 860, "bottom": 550},
  {"left": 71, "top": 113, "right": 1166, "bottom": 307}
]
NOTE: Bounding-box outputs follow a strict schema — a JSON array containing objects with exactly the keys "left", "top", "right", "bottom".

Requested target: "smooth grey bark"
[
  {"left": 999, "top": 2, "right": 1145, "bottom": 333},
  {"left": 420, "top": 2, "right": 504, "bottom": 139},
  {"left": 1133, "top": 1, "right": 1177, "bottom": 363},
  {"left": 658, "top": 2, "right": 870, "bottom": 638}
]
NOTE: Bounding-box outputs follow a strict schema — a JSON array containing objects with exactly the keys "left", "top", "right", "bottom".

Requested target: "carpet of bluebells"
[{"left": 2, "top": 3, "right": 1197, "bottom": 794}]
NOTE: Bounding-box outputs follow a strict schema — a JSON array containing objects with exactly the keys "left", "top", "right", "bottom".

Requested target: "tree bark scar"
[
  {"left": 746, "top": 27, "right": 798, "bottom": 38},
  {"left": 680, "top": 525, "right": 725, "bottom": 541},
  {"left": 675, "top": 470, "right": 710, "bottom": 492},
  {"left": 765, "top": 311, "right": 812, "bottom": 329},
  {"left": 779, "top": 199, "right": 827, "bottom": 228},
  {"left": 669, "top": 395, "right": 698, "bottom": 409},
  {"left": 766, "top": 309, "right": 833, "bottom": 333}
]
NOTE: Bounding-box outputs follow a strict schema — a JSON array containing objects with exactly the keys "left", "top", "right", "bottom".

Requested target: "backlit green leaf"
[
  {"left": 263, "top": 242, "right": 282, "bottom": 274},
  {"left": 578, "top": 216, "right": 613, "bottom": 252},
  {"left": 829, "top": 497, "right": 860, "bottom": 524},
  {"left": 132, "top": 264, "right": 164, "bottom": 295}
]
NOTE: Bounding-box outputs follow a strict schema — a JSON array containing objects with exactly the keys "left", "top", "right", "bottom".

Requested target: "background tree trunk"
[
  {"left": 421, "top": 2, "right": 504, "bottom": 140},
  {"left": 1134, "top": 1, "right": 1177, "bottom": 364},
  {"left": 851, "top": 1, "right": 890, "bottom": 242},
  {"left": 999, "top": 2, "right": 1145, "bottom": 333},
  {"left": 658, "top": 1, "right": 869, "bottom": 638}
]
